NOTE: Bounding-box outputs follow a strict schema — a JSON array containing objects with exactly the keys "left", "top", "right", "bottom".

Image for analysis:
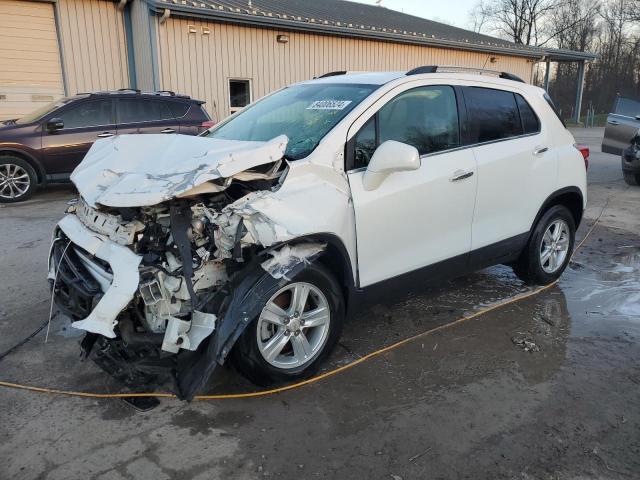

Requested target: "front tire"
[
  {"left": 231, "top": 263, "right": 345, "bottom": 386},
  {"left": 513, "top": 205, "right": 576, "bottom": 285},
  {"left": 0, "top": 156, "right": 38, "bottom": 203}
]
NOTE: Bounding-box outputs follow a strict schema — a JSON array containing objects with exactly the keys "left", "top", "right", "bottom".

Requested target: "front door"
[
  {"left": 41, "top": 98, "right": 116, "bottom": 175},
  {"left": 347, "top": 85, "right": 477, "bottom": 287},
  {"left": 603, "top": 96, "right": 640, "bottom": 156}
]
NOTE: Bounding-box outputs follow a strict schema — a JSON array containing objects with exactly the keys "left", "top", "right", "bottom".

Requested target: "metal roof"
[{"left": 150, "top": 0, "right": 596, "bottom": 61}]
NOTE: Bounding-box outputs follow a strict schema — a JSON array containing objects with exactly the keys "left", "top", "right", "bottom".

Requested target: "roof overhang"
[
  {"left": 147, "top": 1, "right": 546, "bottom": 59},
  {"left": 543, "top": 48, "right": 598, "bottom": 62},
  {"left": 148, "top": 1, "right": 596, "bottom": 63}
]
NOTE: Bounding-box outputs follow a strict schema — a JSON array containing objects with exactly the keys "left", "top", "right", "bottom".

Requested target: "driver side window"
[{"left": 352, "top": 85, "right": 460, "bottom": 169}]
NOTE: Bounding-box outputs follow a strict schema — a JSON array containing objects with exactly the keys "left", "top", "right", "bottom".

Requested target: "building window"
[{"left": 229, "top": 79, "right": 251, "bottom": 113}]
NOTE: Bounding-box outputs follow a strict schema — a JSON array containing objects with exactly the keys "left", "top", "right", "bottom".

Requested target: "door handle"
[
  {"left": 450, "top": 170, "right": 474, "bottom": 182},
  {"left": 533, "top": 146, "right": 549, "bottom": 155},
  {"left": 607, "top": 120, "right": 619, "bottom": 125},
  {"left": 161, "top": 128, "right": 176, "bottom": 134},
  {"left": 97, "top": 132, "right": 114, "bottom": 138}
]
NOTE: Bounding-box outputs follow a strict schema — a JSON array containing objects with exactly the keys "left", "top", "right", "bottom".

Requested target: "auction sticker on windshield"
[{"left": 307, "top": 100, "right": 353, "bottom": 110}]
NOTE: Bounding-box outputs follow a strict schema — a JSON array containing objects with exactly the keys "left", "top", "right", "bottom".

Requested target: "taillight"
[
  {"left": 201, "top": 120, "right": 216, "bottom": 129},
  {"left": 574, "top": 144, "right": 589, "bottom": 170}
]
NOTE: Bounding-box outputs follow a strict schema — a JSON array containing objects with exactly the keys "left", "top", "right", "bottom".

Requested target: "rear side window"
[
  {"left": 117, "top": 99, "right": 174, "bottom": 124},
  {"left": 167, "top": 102, "right": 190, "bottom": 118},
  {"left": 615, "top": 96, "right": 640, "bottom": 117},
  {"left": 515, "top": 94, "right": 540, "bottom": 134},
  {"left": 465, "top": 87, "right": 522, "bottom": 143}
]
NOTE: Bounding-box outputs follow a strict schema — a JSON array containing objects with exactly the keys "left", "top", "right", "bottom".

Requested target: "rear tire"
[
  {"left": 0, "top": 156, "right": 38, "bottom": 203},
  {"left": 623, "top": 172, "right": 640, "bottom": 186},
  {"left": 231, "top": 263, "right": 345, "bottom": 386},
  {"left": 513, "top": 205, "right": 575, "bottom": 285}
]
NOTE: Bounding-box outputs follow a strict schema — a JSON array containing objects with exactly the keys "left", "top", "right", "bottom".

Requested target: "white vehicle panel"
[
  {"left": 471, "top": 131, "right": 557, "bottom": 249},
  {"left": 349, "top": 148, "right": 477, "bottom": 287}
]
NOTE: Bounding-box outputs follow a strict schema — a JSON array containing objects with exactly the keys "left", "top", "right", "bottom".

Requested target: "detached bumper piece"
[{"left": 50, "top": 237, "right": 102, "bottom": 321}]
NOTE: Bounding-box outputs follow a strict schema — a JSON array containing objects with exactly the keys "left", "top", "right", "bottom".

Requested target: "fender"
[
  {"left": 0, "top": 146, "right": 47, "bottom": 184},
  {"left": 175, "top": 238, "right": 339, "bottom": 400},
  {"left": 528, "top": 186, "right": 585, "bottom": 240}
]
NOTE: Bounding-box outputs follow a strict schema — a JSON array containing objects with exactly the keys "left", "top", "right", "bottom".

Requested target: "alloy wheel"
[
  {"left": 0, "top": 163, "right": 31, "bottom": 200},
  {"left": 539, "top": 219, "right": 570, "bottom": 274},
  {"left": 256, "top": 282, "right": 331, "bottom": 369}
]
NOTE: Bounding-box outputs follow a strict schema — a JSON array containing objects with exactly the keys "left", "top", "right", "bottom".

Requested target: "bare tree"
[
  {"left": 468, "top": 0, "right": 492, "bottom": 33},
  {"left": 469, "top": 0, "right": 558, "bottom": 45}
]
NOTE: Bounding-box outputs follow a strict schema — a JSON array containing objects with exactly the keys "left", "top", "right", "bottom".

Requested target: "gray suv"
[{"left": 602, "top": 94, "right": 640, "bottom": 156}]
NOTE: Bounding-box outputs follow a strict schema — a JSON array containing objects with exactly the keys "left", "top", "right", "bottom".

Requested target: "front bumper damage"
[
  {"left": 50, "top": 202, "right": 325, "bottom": 400},
  {"left": 47, "top": 133, "right": 341, "bottom": 400}
]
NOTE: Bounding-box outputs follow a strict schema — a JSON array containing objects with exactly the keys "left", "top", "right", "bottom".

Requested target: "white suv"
[{"left": 49, "top": 67, "right": 587, "bottom": 400}]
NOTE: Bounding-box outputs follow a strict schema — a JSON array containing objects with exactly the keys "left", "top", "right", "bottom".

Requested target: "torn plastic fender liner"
[{"left": 175, "top": 250, "right": 324, "bottom": 401}]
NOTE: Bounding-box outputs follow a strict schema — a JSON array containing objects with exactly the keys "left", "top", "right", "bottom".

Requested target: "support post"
[
  {"left": 543, "top": 59, "right": 550, "bottom": 91},
  {"left": 574, "top": 60, "right": 586, "bottom": 124}
]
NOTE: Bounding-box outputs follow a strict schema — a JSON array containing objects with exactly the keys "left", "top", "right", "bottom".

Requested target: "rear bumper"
[{"left": 49, "top": 214, "right": 142, "bottom": 338}]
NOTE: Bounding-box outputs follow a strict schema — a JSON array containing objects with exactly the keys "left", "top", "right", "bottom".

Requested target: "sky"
[{"left": 352, "top": 0, "right": 479, "bottom": 28}]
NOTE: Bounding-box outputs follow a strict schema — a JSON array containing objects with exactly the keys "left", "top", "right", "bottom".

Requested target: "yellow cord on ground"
[{"left": 0, "top": 198, "right": 610, "bottom": 401}]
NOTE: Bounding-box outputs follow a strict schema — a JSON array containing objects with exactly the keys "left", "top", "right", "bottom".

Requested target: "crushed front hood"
[{"left": 72, "top": 134, "right": 288, "bottom": 207}]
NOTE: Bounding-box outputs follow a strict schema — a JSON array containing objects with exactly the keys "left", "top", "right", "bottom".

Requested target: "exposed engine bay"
[{"left": 48, "top": 134, "right": 330, "bottom": 400}]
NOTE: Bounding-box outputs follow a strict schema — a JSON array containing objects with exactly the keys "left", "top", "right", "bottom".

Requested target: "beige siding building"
[{"left": 0, "top": 0, "right": 594, "bottom": 121}]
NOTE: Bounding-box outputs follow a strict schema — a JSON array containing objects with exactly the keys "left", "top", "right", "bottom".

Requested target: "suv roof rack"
[
  {"left": 82, "top": 90, "right": 192, "bottom": 100},
  {"left": 406, "top": 65, "right": 525, "bottom": 83}
]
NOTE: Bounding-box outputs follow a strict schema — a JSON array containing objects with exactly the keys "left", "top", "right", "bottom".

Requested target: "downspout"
[
  {"left": 122, "top": 1, "right": 137, "bottom": 89},
  {"left": 148, "top": 8, "right": 167, "bottom": 91},
  {"left": 117, "top": 0, "right": 128, "bottom": 10},
  {"left": 52, "top": 2, "right": 69, "bottom": 96}
]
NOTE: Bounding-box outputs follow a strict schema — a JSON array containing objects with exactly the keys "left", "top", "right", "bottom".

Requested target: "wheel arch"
[
  {"left": 265, "top": 233, "right": 357, "bottom": 311},
  {"left": 0, "top": 148, "right": 46, "bottom": 184},
  {"left": 530, "top": 187, "right": 584, "bottom": 236}
]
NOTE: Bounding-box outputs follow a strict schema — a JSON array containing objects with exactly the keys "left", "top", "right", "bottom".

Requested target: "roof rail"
[
  {"left": 317, "top": 70, "right": 348, "bottom": 78},
  {"left": 156, "top": 90, "right": 176, "bottom": 96},
  {"left": 118, "top": 88, "right": 141, "bottom": 94},
  {"left": 406, "top": 65, "right": 525, "bottom": 83},
  {"left": 406, "top": 66, "right": 438, "bottom": 75}
]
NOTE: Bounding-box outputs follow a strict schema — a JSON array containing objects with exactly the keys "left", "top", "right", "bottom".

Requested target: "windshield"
[
  {"left": 205, "top": 83, "right": 377, "bottom": 160},
  {"left": 15, "top": 97, "right": 75, "bottom": 124}
]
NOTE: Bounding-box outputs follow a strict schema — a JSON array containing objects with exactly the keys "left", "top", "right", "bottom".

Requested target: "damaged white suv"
[{"left": 49, "top": 67, "right": 587, "bottom": 400}]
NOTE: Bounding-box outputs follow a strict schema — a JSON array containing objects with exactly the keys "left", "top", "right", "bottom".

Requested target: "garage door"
[{"left": 0, "top": 0, "right": 65, "bottom": 120}]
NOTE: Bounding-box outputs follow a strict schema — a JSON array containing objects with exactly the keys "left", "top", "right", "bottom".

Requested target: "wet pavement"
[{"left": 1, "top": 127, "right": 639, "bottom": 479}]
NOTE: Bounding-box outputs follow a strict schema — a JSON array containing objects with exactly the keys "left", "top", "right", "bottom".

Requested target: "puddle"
[{"left": 564, "top": 248, "right": 640, "bottom": 337}]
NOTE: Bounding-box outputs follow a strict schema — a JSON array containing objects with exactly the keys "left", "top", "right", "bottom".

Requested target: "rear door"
[
  {"left": 465, "top": 86, "right": 554, "bottom": 264},
  {"left": 115, "top": 98, "right": 179, "bottom": 135},
  {"left": 41, "top": 98, "right": 116, "bottom": 174},
  {"left": 602, "top": 96, "right": 640, "bottom": 156}
]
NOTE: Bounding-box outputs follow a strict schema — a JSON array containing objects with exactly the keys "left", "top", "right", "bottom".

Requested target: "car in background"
[
  {"left": 0, "top": 90, "right": 213, "bottom": 203},
  {"left": 622, "top": 129, "right": 640, "bottom": 186},
  {"left": 602, "top": 94, "right": 640, "bottom": 156}
]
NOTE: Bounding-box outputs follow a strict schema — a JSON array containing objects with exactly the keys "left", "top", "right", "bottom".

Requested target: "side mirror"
[
  {"left": 46, "top": 118, "right": 64, "bottom": 132},
  {"left": 635, "top": 115, "right": 640, "bottom": 121},
  {"left": 362, "top": 140, "right": 420, "bottom": 191}
]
